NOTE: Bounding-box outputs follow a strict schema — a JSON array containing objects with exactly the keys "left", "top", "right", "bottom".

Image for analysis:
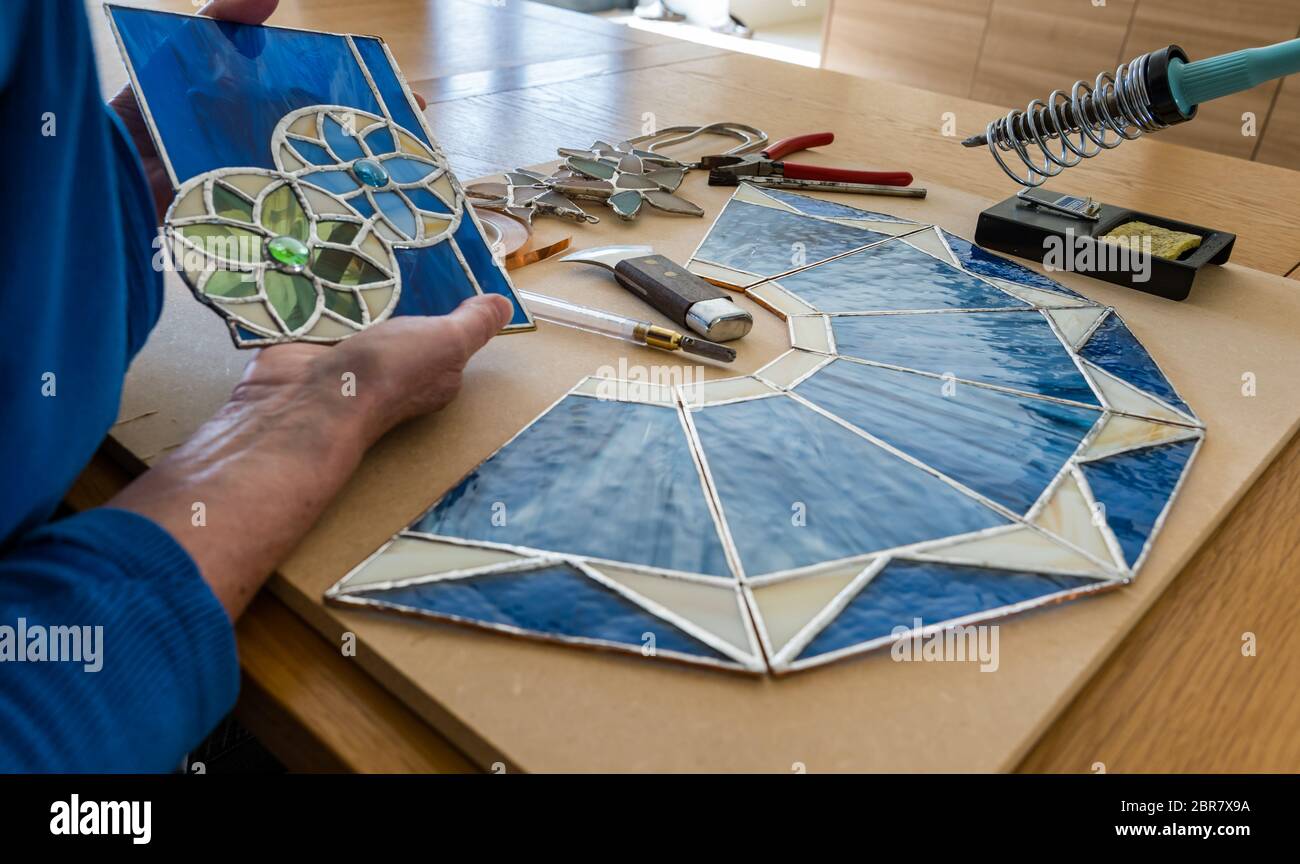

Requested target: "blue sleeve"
[{"left": 0, "top": 509, "right": 239, "bottom": 773}]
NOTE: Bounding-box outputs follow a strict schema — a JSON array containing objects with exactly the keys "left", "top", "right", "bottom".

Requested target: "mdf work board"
[{"left": 110, "top": 166, "right": 1300, "bottom": 771}]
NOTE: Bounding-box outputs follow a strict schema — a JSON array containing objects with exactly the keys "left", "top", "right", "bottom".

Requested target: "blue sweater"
[{"left": 0, "top": 0, "right": 238, "bottom": 771}]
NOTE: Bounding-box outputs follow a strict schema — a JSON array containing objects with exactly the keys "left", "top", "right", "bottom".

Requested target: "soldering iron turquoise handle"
[{"left": 1170, "top": 38, "right": 1300, "bottom": 114}]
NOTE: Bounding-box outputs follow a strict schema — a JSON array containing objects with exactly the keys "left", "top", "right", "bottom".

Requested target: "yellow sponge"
[{"left": 1100, "top": 220, "right": 1202, "bottom": 260}]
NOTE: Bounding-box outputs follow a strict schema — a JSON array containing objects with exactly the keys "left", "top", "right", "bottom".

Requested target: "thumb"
[
  {"left": 200, "top": 0, "right": 279, "bottom": 24},
  {"left": 444, "top": 293, "right": 514, "bottom": 360}
]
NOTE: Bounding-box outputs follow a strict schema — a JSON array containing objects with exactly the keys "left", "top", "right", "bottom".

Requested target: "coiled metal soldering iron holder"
[{"left": 975, "top": 188, "right": 1234, "bottom": 301}]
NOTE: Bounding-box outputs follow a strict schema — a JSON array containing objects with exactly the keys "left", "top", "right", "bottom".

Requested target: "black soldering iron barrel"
[{"left": 961, "top": 45, "right": 1195, "bottom": 147}]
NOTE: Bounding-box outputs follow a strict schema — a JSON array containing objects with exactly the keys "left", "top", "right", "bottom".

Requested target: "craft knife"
[{"left": 561, "top": 245, "right": 753, "bottom": 342}]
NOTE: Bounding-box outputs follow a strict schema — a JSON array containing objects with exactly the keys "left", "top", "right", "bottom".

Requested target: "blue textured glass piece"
[
  {"left": 941, "top": 230, "right": 1088, "bottom": 301},
  {"left": 289, "top": 137, "right": 334, "bottom": 166},
  {"left": 830, "top": 311, "right": 1099, "bottom": 405},
  {"left": 300, "top": 169, "right": 359, "bottom": 194},
  {"left": 755, "top": 186, "right": 911, "bottom": 222},
  {"left": 404, "top": 186, "right": 452, "bottom": 214},
  {"left": 323, "top": 115, "right": 364, "bottom": 161},
  {"left": 1080, "top": 438, "right": 1197, "bottom": 569},
  {"left": 364, "top": 125, "right": 396, "bottom": 154},
  {"left": 414, "top": 398, "right": 731, "bottom": 575},
  {"left": 691, "top": 396, "right": 1006, "bottom": 575},
  {"left": 347, "top": 193, "right": 374, "bottom": 218},
  {"left": 777, "top": 240, "right": 1029, "bottom": 312},
  {"left": 798, "top": 560, "right": 1097, "bottom": 660},
  {"left": 391, "top": 244, "right": 477, "bottom": 317},
  {"left": 382, "top": 156, "right": 436, "bottom": 183},
  {"left": 234, "top": 325, "right": 264, "bottom": 343},
  {"left": 373, "top": 190, "right": 416, "bottom": 237},
  {"left": 356, "top": 564, "right": 728, "bottom": 661},
  {"left": 1079, "top": 312, "right": 1193, "bottom": 416},
  {"left": 351, "top": 36, "right": 429, "bottom": 147},
  {"left": 796, "top": 359, "right": 1099, "bottom": 513},
  {"left": 109, "top": 7, "right": 384, "bottom": 182},
  {"left": 693, "top": 200, "right": 885, "bottom": 278},
  {"left": 352, "top": 158, "right": 390, "bottom": 188},
  {"left": 453, "top": 218, "right": 530, "bottom": 326}
]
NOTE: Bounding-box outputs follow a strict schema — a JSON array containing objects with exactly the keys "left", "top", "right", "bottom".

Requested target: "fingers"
[
  {"left": 200, "top": 0, "right": 279, "bottom": 24},
  {"left": 445, "top": 294, "right": 514, "bottom": 360},
  {"left": 414, "top": 92, "right": 428, "bottom": 110}
]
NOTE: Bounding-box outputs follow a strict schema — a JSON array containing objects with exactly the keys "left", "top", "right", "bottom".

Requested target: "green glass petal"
[
  {"left": 569, "top": 157, "right": 616, "bottom": 180},
  {"left": 311, "top": 247, "right": 387, "bottom": 286},
  {"left": 609, "top": 190, "right": 643, "bottom": 218},
  {"left": 317, "top": 221, "right": 361, "bottom": 244},
  {"left": 264, "top": 270, "right": 317, "bottom": 331},
  {"left": 203, "top": 268, "right": 258, "bottom": 298},
  {"left": 324, "top": 287, "right": 365, "bottom": 324},
  {"left": 259, "top": 184, "right": 309, "bottom": 242},
  {"left": 212, "top": 183, "right": 254, "bottom": 223},
  {"left": 176, "top": 224, "right": 263, "bottom": 264}
]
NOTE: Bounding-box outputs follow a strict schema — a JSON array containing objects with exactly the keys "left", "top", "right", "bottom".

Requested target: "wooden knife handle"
[{"left": 613, "top": 254, "right": 728, "bottom": 327}]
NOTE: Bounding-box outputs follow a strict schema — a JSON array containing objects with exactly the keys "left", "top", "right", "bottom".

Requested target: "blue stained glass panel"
[
  {"left": 693, "top": 200, "right": 885, "bottom": 278},
  {"left": 941, "top": 230, "right": 1089, "bottom": 301},
  {"left": 323, "top": 115, "right": 364, "bottom": 161},
  {"left": 109, "top": 6, "right": 383, "bottom": 182},
  {"left": 351, "top": 35, "right": 429, "bottom": 147},
  {"left": 290, "top": 138, "right": 334, "bottom": 165},
  {"left": 383, "top": 156, "right": 437, "bottom": 183},
  {"left": 372, "top": 190, "right": 417, "bottom": 237},
  {"left": 300, "top": 169, "right": 360, "bottom": 195},
  {"left": 365, "top": 125, "right": 396, "bottom": 155},
  {"left": 795, "top": 359, "right": 1099, "bottom": 513},
  {"left": 404, "top": 187, "right": 452, "bottom": 214},
  {"left": 391, "top": 244, "right": 478, "bottom": 317},
  {"left": 453, "top": 218, "right": 531, "bottom": 326},
  {"left": 1080, "top": 438, "right": 1197, "bottom": 569},
  {"left": 691, "top": 396, "right": 1007, "bottom": 575},
  {"left": 355, "top": 564, "right": 729, "bottom": 661},
  {"left": 1079, "top": 312, "right": 1193, "bottom": 416},
  {"left": 413, "top": 397, "right": 732, "bottom": 576},
  {"left": 830, "top": 311, "right": 1100, "bottom": 405},
  {"left": 797, "top": 560, "right": 1097, "bottom": 660},
  {"left": 777, "top": 239, "right": 1030, "bottom": 312},
  {"left": 755, "top": 186, "right": 912, "bottom": 222}
]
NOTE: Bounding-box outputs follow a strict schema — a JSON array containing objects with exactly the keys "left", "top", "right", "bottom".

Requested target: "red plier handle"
[{"left": 764, "top": 132, "right": 914, "bottom": 187}]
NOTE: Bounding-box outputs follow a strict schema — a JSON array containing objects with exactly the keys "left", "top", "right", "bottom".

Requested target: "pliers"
[{"left": 702, "top": 132, "right": 912, "bottom": 187}]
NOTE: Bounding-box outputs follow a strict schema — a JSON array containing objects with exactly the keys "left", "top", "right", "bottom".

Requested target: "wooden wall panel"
[
  {"left": 820, "top": 0, "right": 993, "bottom": 98},
  {"left": 1118, "top": 0, "right": 1300, "bottom": 160},
  {"left": 970, "top": 0, "right": 1136, "bottom": 109}
]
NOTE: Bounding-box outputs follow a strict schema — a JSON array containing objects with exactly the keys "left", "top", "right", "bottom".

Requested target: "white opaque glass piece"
[
  {"left": 1082, "top": 362, "right": 1196, "bottom": 425},
  {"left": 751, "top": 563, "right": 868, "bottom": 656},
  {"left": 679, "top": 376, "right": 777, "bottom": 406},
  {"left": 735, "top": 182, "right": 798, "bottom": 211},
  {"left": 306, "top": 313, "right": 357, "bottom": 338},
  {"left": 288, "top": 114, "right": 316, "bottom": 136},
  {"left": 1047, "top": 307, "right": 1107, "bottom": 348},
  {"left": 754, "top": 349, "right": 830, "bottom": 389},
  {"left": 989, "top": 278, "right": 1094, "bottom": 308},
  {"left": 590, "top": 564, "right": 754, "bottom": 657},
  {"left": 217, "top": 298, "right": 278, "bottom": 334},
  {"left": 790, "top": 315, "right": 832, "bottom": 353},
  {"left": 901, "top": 227, "right": 958, "bottom": 265},
  {"left": 222, "top": 172, "right": 278, "bottom": 199},
  {"left": 746, "top": 281, "right": 816, "bottom": 317},
  {"left": 300, "top": 185, "right": 354, "bottom": 216},
  {"left": 338, "top": 535, "right": 521, "bottom": 592},
  {"left": 1031, "top": 472, "right": 1117, "bottom": 567},
  {"left": 910, "top": 525, "right": 1111, "bottom": 576},
  {"left": 1082, "top": 414, "right": 1201, "bottom": 461},
  {"left": 172, "top": 186, "right": 206, "bottom": 218}
]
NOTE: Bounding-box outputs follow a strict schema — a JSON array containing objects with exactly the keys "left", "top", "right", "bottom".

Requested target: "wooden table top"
[{"left": 81, "top": 0, "right": 1300, "bottom": 772}]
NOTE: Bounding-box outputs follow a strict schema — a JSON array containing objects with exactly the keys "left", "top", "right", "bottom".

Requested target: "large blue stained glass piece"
[
  {"left": 754, "top": 186, "right": 911, "bottom": 222},
  {"left": 1079, "top": 312, "right": 1193, "bottom": 416},
  {"left": 1080, "top": 438, "right": 1197, "bottom": 569},
  {"left": 391, "top": 244, "right": 478, "bottom": 317},
  {"left": 691, "top": 396, "right": 1007, "bottom": 575},
  {"left": 108, "top": 6, "right": 383, "bottom": 182},
  {"left": 404, "top": 186, "right": 452, "bottom": 214},
  {"left": 289, "top": 137, "right": 334, "bottom": 166},
  {"left": 372, "top": 190, "right": 417, "bottom": 237},
  {"left": 355, "top": 564, "right": 729, "bottom": 661},
  {"left": 777, "top": 239, "right": 1030, "bottom": 312},
  {"left": 692, "top": 199, "right": 885, "bottom": 278},
  {"left": 364, "top": 125, "right": 397, "bottom": 155},
  {"left": 797, "top": 560, "right": 1098, "bottom": 660},
  {"left": 453, "top": 218, "right": 530, "bottom": 326},
  {"left": 351, "top": 36, "right": 429, "bottom": 147},
  {"left": 382, "top": 156, "right": 437, "bottom": 183},
  {"left": 346, "top": 193, "right": 374, "bottom": 218},
  {"left": 323, "top": 115, "right": 364, "bottom": 161},
  {"left": 795, "top": 359, "right": 1099, "bottom": 513},
  {"left": 940, "top": 230, "right": 1089, "bottom": 301},
  {"left": 300, "top": 169, "right": 360, "bottom": 194},
  {"left": 413, "top": 397, "right": 732, "bottom": 576},
  {"left": 829, "top": 311, "right": 1100, "bottom": 405}
]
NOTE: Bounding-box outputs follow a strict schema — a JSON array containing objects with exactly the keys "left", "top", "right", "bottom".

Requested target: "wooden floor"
[{"left": 82, "top": 0, "right": 1300, "bottom": 772}]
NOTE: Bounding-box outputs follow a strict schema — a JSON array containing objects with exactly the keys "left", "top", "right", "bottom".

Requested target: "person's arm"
[{"left": 111, "top": 296, "right": 513, "bottom": 619}]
